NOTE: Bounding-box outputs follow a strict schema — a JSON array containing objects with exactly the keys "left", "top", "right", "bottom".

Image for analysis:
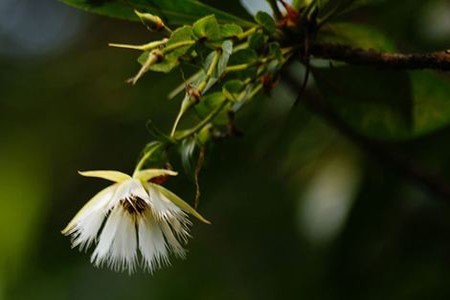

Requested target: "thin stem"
[
  {"left": 170, "top": 100, "right": 190, "bottom": 137},
  {"left": 246, "top": 84, "right": 263, "bottom": 101},
  {"left": 232, "top": 42, "right": 250, "bottom": 52},
  {"left": 133, "top": 143, "right": 164, "bottom": 176},
  {"left": 176, "top": 101, "right": 228, "bottom": 141},
  {"left": 237, "top": 27, "right": 258, "bottom": 40},
  {"left": 162, "top": 40, "right": 196, "bottom": 54},
  {"left": 168, "top": 71, "right": 202, "bottom": 100},
  {"left": 224, "top": 58, "right": 268, "bottom": 74},
  {"left": 170, "top": 50, "right": 222, "bottom": 137},
  {"left": 130, "top": 52, "right": 159, "bottom": 85},
  {"left": 206, "top": 51, "right": 221, "bottom": 78},
  {"left": 109, "top": 39, "right": 168, "bottom": 51},
  {"left": 163, "top": 25, "right": 173, "bottom": 35},
  {"left": 225, "top": 63, "right": 250, "bottom": 73}
]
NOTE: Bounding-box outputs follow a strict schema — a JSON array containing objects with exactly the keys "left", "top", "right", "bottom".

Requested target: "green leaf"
[
  {"left": 216, "top": 40, "right": 233, "bottom": 77},
  {"left": 313, "top": 66, "right": 413, "bottom": 140},
  {"left": 193, "top": 15, "right": 221, "bottom": 41},
  {"left": 138, "top": 141, "right": 166, "bottom": 167},
  {"left": 223, "top": 79, "right": 245, "bottom": 102},
  {"left": 248, "top": 32, "right": 266, "bottom": 51},
  {"left": 410, "top": 71, "right": 450, "bottom": 136},
  {"left": 255, "top": 11, "right": 276, "bottom": 33},
  {"left": 219, "top": 24, "right": 244, "bottom": 38},
  {"left": 137, "top": 51, "right": 178, "bottom": 73},
  {"left": 169, "top": 25, "right": 194, "bottom": 43},
  {"left": 197, "top": 125, "right": 211, "bottom": 145},
  {"left": 313, "top": 67, "right": 450, "bottom": 140},
  {"left": 179, "top": 137, "right": 198, "bottom": 179},
  {"left": 230, "top": 83, "right": 260, "bottom": 111},
  {"left": 61, "top": 0, "right": 255, "bottom": 27},
  {"left": 195, "top": 92, "right": 229, "bottom": 125},
  {"left": 229, "top": 49, "right": 258, "bottom": 79},
  {"left": 230, "top": 49, "right": 258, "bottom": 64},
  {"left": 138, "top": 26, "right": 194, "bottom": 73},
  {"left": 293, "top": 0, "right": 312, "bottom": 9},
  {"left": 146, "top": 120, "right": 175, "bottom": 144},
  {"left": 320, "top": 0, "right": 384, "bottom": 18},
  {"left": 202, "top": 40, "right": 233, "bottom": 91},
  {"left": 266, "top": 59, "right": 282, "bottom": 74},
  {"left": 166, "top": 25, "right": 195, "bottom": 55},
  {"left": 318, "top": 22, "right": 396, "bottom": 51},
  {"left": 268, "top": 42, "right": 283, "bottom": 60}
]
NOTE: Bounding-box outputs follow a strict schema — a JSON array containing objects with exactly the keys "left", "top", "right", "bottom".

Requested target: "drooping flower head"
[{"left": 62, "top": 169, "right": 209, "bottom": 273}]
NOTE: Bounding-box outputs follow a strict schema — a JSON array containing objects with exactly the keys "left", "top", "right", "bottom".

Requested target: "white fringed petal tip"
[{"left": 62, "top": 169, "right": 209, "bottom": 274}]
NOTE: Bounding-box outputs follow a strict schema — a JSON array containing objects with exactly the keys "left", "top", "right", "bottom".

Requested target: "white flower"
[{"left": 62, "top": 169, "right": 209, "bottom": 273}]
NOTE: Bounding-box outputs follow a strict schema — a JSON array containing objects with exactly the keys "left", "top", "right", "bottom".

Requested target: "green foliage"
[
  {"left": 137, "top": 25, "right": 195, "bottom": 73},
  {"left": 410, "top": 71, "right": 450, "bottom": 136},
  {"left": 167, "top": 26, "right": 195, "bottom": 49},
  {"left": 248, "top": 32, "right": 266, "bottom": 51},
  {"left": 313, "top": 66, "right": 412, "bottom": 139},
  {"left": 228, "top": 49, "right": 259, "bottom": 79},
  {"left": 254, "top": 11, "right": 276, "bottom": 33},
  {"left": 179, "top": 137, "right": 198, "bottom": 178},
  {"left": 313, "top": 66, "right": 450, "bottom": 140},
  {"left": 268, "top": 42, "right": 283, "bottom": 60},
  {"left": 60, "top": 0, "right": 255, "bottom": 27},
  {"left": 223, "top": 80, "right": 245, "bottom": 102},
  {"left": 219, "top": 24, "right": 244, "bottom": 38},
  {"left": 195, "top": 92, "right": 229, "bottom": 125},
  {"left": 318, "top": 22, "right": 396, "bottom": 51},
  {"left": 319, "top": 0, "right": 385, "bottom": 18},
  {"left": 214, "top": 41, "right": 233, "bottom": 78},
  {"left": 193, "top": 15, "right": 221, "bottom": 41},
  {"left": 146, "top": 120, "right": 175, "bottom": 144}
]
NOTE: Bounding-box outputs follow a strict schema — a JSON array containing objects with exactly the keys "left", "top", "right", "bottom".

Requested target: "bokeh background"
[{"left": 2, "top": 0, "right": 450, "bottom": 299}]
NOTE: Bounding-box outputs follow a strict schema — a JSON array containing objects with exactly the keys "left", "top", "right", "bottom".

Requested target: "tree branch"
[{"left": 308, "top": 43, "right": 450, "bottom": 71}]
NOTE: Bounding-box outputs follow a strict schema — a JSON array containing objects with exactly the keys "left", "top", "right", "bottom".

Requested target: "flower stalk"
[
  {"left": 170, "top": 50, "right": 222, "bottom": 137},
  {"left": 108, "top": 39, "right": 168, "bottom": 51}
]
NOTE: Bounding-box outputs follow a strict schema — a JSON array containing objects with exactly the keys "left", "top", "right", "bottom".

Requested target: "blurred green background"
[{"left": 2, "top": 0, "right": 450, "bottom": 299}]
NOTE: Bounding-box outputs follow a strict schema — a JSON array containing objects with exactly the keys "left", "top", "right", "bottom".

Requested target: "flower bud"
[{"left": 134, "top": 10, "right": 165, "bottom": 31}]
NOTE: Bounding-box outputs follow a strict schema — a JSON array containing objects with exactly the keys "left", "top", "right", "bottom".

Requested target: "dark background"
[{"left": 1, "top": 0, "right": 450, "bottom": 299}]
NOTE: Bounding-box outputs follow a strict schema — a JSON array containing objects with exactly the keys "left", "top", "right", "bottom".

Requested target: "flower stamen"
[{"left": 121, "top": 195, "right": 148, "bottom": 215}]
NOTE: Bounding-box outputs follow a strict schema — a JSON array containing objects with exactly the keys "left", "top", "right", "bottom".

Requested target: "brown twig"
[
  {"left": 308, "top": 43, "right": 450, "bottom": 71},
  {"left": 194, "top": 147, "right": 205, "bottom": 209}
]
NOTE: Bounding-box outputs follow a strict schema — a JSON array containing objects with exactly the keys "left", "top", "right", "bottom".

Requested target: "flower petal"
[
  {"left": 159, "top": 220, "right": 187, "bottom": 258},
  {"left": 138, "top": 211, "right": 169, "bottom": 272},
  {"left": 61, "top": 184, "right": 117, "bottom": 236},
  {"left": 107, "top": 208, "right": 138, "bottom": 273},
  {"left": 91, "top": 205, "right": 122, "bottom": 268},
  {"left": 147, "top": 184, "right": 185, "bottom": 220},
  {"left": 78, "top": 170, "right": 131, "bottom": 183},
  {"left": 134, "top": 169, "right": 178, "bottom": 182},
  {"left": 147, "top": 185, "right": 192, "bottom": 243},
  {"left": 150, "top": 183, "right": 211, "bottom": 224}
]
